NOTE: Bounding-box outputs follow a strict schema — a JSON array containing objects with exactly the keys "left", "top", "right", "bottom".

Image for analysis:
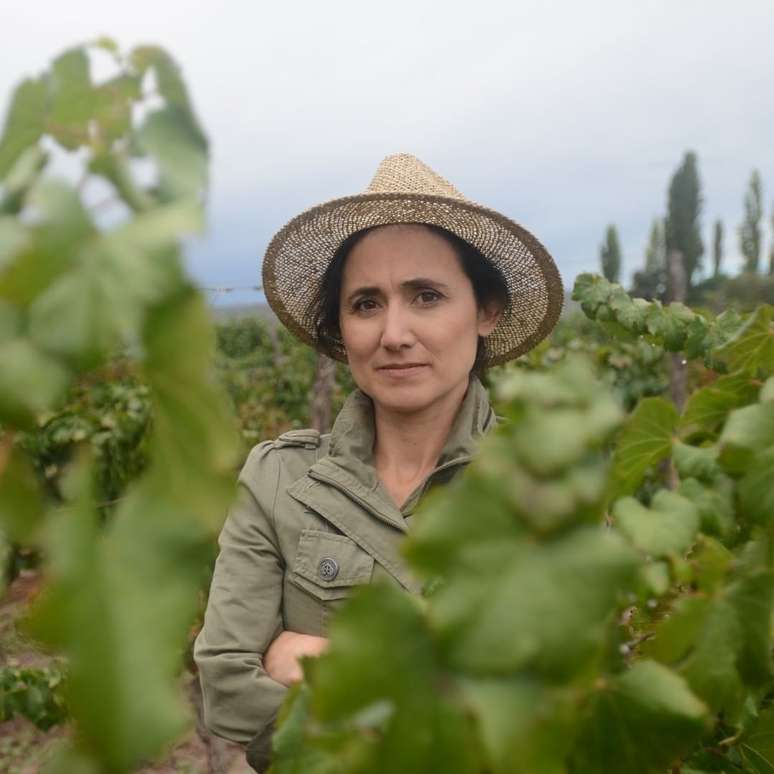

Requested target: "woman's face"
[{"left": 338, "top": 224, "right": 501, "bottom": 414}]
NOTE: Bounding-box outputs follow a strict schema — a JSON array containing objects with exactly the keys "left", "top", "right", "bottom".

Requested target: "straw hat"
[{"left": 262, "top": 153, "right": 564, "bottom": 366}]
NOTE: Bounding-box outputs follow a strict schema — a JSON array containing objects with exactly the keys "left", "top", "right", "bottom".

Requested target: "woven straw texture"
[{"left": 262, "top": 153, "right": 564, "bottom": 366}]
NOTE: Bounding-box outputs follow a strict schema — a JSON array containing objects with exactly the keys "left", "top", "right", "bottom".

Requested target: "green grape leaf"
[
  {"left": 28, "top": 200, "right": 199, "bottom": 368},
  {"left": 640, "top": 559, "right": 671, "bottom": 596},
  {"left": 508, "top": 402, "right": 622, "bottom": 476},
  {"left": 645, "top": 303, "right": 690, "bottom": 351},
  {"left": 689, "top": 536, "right": 733, "bottom": 594},
  {"left": 672, "top": 441, "right": 722, "bottom": 482},
  {"left": 404, "top": 470, "right": 523, "bottom": 577},
  {"left": 738, "top": 447, "right": 774, "bottom": 526},
  {"left": 0, "top": 447, "right": 45, "bottom": 543},
  {"left": 727, "top": 541, "right": 774, "bottom": 687},
  {"left": 716, "top": 305, "right": 774, "bottom": 376},
  {"left": 0, "top": 338, "right": 69, "bottom": 427},
  {"left": 91, "top": 74, "right": 141, "bottom": 142},
  {"left": 0, "top": 217, "right": 28, "bottom": 269},
  {"left": 572, "top": 273, "right": 612, "bottom": 317},
  {"left": 760, "top": 376, "right": 774, "bottom": 402},
  {"left": 28, "top": 291, "right": 238, "bottom": 770},
  {"left": 714, "top": 307, "right": 747, "bottom": 341},
  {"left": 137, "top": 106, "right": 207, "bottom": 202},
  {"left": 298, "top": 583, "right": 479, "bottom": 774},
  {"left": 611, "top": 397, "right": 678, "bottom": 496},
  {"left": 608, "top": 288, "right": 648, "bottom": 333},
  {"left": 0, "top": 299, "right": 21, "bottom": 344},
  {"left": 614, "top": 490, "right": 700, "bottom": 558},
  {"left": 430, "top": 527, "right": 638, "bottom": 677},
  {"left": 88, "top": 151, "right": 153, "bottom": 212},
  {"left": 27, "top": 458, "right": 190, "bottom": 770},
  {"left": 678, "top": 477, "right": 736, "bottom": 541},
  {"left": 0, "top": 76, "right": 48, "bottom": 179},
  {"left": 684, "top": 316, "right": 713, "bottom": 360},
  {"left": 739, "top": 708, "right": 774, "bottom": 774},
  {"left": 0, "top": 179, "right": 96, "bottom": 304},
  {"left": 718, "top": 401, "right": 774, "bottom": 475},
  {"left": 48, "top": 48, "right": 94, "bottom": 150},
  {"left": 268, "top": 682, "right": 340, "bottom": 774},
  {"left": 642, "top": 595, "right": 744, "bottom": 716},
  {"left": 572, "top": 660, "right": 708, "bottom": 774},
  {"left": 458, "top": 676, "right": 577, "bottom": 774},
  {"left": 1, "top": 144, "right": 47, "bottom": 213},
  {"left": 679, "top": 373, "right": 759, "bottom": 435},
  {"left": 140, "top": 289, "right": 240, "bottom": 529},
  {"left": 129, "top": 46, "right": 207, "bottom": 145}
]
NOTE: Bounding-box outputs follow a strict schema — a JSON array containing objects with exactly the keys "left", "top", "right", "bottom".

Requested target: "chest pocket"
[{"left": 289, "top": 529, "right": 375, "bottom": 601}]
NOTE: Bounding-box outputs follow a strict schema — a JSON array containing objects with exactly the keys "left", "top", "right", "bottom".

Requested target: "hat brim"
[{"left": 262, "top": 192, "right": 564, "bottom": 367}]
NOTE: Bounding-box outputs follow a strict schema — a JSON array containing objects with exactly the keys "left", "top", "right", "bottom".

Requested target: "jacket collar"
[
  {"left": 309, "top": 375, "right": 496, "bottom": 519},
  {"left": 286, "top": 376, "right": 496, "bottom": 592}
]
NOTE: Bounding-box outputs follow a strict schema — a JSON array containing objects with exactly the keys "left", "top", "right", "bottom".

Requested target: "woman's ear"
[{"left": 477, "top": 300, "right": 502, "bottom": 337}]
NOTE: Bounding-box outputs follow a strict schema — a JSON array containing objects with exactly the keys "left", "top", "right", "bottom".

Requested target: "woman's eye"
[
  {"left": 354, "top": 298, "right": 378, "bottom": 312},
  {"left": 417, "top": 290, "right": 441, "bottom": 304}
]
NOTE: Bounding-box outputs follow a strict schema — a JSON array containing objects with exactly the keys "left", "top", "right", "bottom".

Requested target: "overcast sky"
[{"left": 3, "top": 1, "right": 774, "bottom": 306}]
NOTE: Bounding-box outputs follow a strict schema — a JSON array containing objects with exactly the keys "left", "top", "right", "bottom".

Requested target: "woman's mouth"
[{"left": 377, "top": 363, "right": 429, "bottom": 377}]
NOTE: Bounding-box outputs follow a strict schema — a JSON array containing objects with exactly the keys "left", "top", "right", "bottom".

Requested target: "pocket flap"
[{"left": 291, "top": 529, "right": 374, "bottom": 600}]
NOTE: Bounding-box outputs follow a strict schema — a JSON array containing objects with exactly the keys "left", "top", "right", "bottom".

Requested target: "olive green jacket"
[{"left": 193, "top": 376, "right": 496, "bottom": 770}]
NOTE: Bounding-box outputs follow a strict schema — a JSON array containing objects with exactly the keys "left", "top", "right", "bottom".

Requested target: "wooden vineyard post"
[
  {"left": 666, "top": 248, "right": 688, "bottom": 413},
  {"left": 310, "top": 353, "right": 335, "bottom": 432},
  {"left": 665, "top": 248, "right": 687, "bottom": 490}
]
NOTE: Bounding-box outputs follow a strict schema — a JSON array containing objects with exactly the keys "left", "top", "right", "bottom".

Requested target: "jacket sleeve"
[{"left": 193, "top": 441, "right": 289, "bottom": 749}]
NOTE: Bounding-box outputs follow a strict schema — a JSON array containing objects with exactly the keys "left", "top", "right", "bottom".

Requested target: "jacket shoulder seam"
[{"left": 273, "top": 428, "right": 321, "bottom": 449}]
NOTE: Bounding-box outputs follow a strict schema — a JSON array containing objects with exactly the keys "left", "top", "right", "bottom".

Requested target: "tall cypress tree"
[
  {"left": 739, "top": 169, "right": 763, "bottom": 273},
  {"left": 630, "top": 218, "right": 666, "bottom": 300},
  {"left": 665, "top": 151, "right": 704, "bottom": 287},
  {"left": 600, "top": 224, "right": 622, "bottom": 283},
  {"left": 713, "top": 220, "right": 724, "bottom": 278},
  {"left": 644, "top": 218, "right": 666, "bottom": 273}
]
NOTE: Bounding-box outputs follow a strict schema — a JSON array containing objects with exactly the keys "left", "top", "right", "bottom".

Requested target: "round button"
[{"left": 318, "top": 557, "right": 339, "bottom": 582}]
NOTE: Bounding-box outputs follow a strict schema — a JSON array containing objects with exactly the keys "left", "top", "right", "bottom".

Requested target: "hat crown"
[{"left": 364, "top": 153, "right": 467, "bottom": 201}]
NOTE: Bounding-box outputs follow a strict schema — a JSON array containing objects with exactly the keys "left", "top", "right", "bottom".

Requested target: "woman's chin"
[{"left": 369, "top": 383, "right": 437, "bottom": 415}]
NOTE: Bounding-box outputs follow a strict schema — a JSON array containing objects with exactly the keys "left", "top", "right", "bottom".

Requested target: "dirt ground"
[{"left": 0, "top": 571, "right": 253, "bottom": 774}]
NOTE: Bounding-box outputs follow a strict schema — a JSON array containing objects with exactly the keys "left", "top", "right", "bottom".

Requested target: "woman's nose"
[{"left": 380, "top": 302, "right": 416, "bottom": 350}]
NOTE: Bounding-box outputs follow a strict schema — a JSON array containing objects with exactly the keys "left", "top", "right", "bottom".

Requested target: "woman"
[{"left": 193, "top": 153, "right": 563, "bottom": 771}]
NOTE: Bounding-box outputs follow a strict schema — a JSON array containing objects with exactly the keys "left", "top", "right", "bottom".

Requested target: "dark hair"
[{"left": 311, "top": 222, "right": 509, "bottom": 375}]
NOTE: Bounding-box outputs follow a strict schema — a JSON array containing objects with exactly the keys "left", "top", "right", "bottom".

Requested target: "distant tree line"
[{"left": 599, "top": 153, "right": 774, "bottom": 310}]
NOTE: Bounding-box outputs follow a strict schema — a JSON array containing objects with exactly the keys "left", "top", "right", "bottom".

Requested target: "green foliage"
[
  {"left": 514, "top": 312, "right": 668, "bottom": 412},
  {"left": 0, "top": 40, "right": 240, "bottom": 771},
  {"left": 215, "top": 318, "right": 355, "bottom": 449},
  {"left": 216, "top": 315, "right": 273, "bottom": 359},
  {"left": 0, "top": 662, "right": 67, "bottom": 729},
  {"left": 610, "top": 397, "right": 677, "bottom": 497},
  {"left": 19, "top": 363, "right": 151, "bottom": 507},
  {"left": 270, "top": 275, "right": 774, "bottom": 773},
  {"left": 572, "top": 273, "right": 755, "bottom": 368},
  {"left": 690, "top": 271, "right": 774, "bottom": 313}
]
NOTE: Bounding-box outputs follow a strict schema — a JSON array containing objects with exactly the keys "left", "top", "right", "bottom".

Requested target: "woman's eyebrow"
[
  {"left": 400, "top": 277, "right": 450, "bottom": 292},
  {"left": 344, "top": 278, "right": 450, "bottom": 304}
]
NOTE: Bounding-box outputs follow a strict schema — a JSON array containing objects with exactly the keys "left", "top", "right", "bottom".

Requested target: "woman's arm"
[{"left": 193, "top": 442, "right": 290, "bottom": 745}]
